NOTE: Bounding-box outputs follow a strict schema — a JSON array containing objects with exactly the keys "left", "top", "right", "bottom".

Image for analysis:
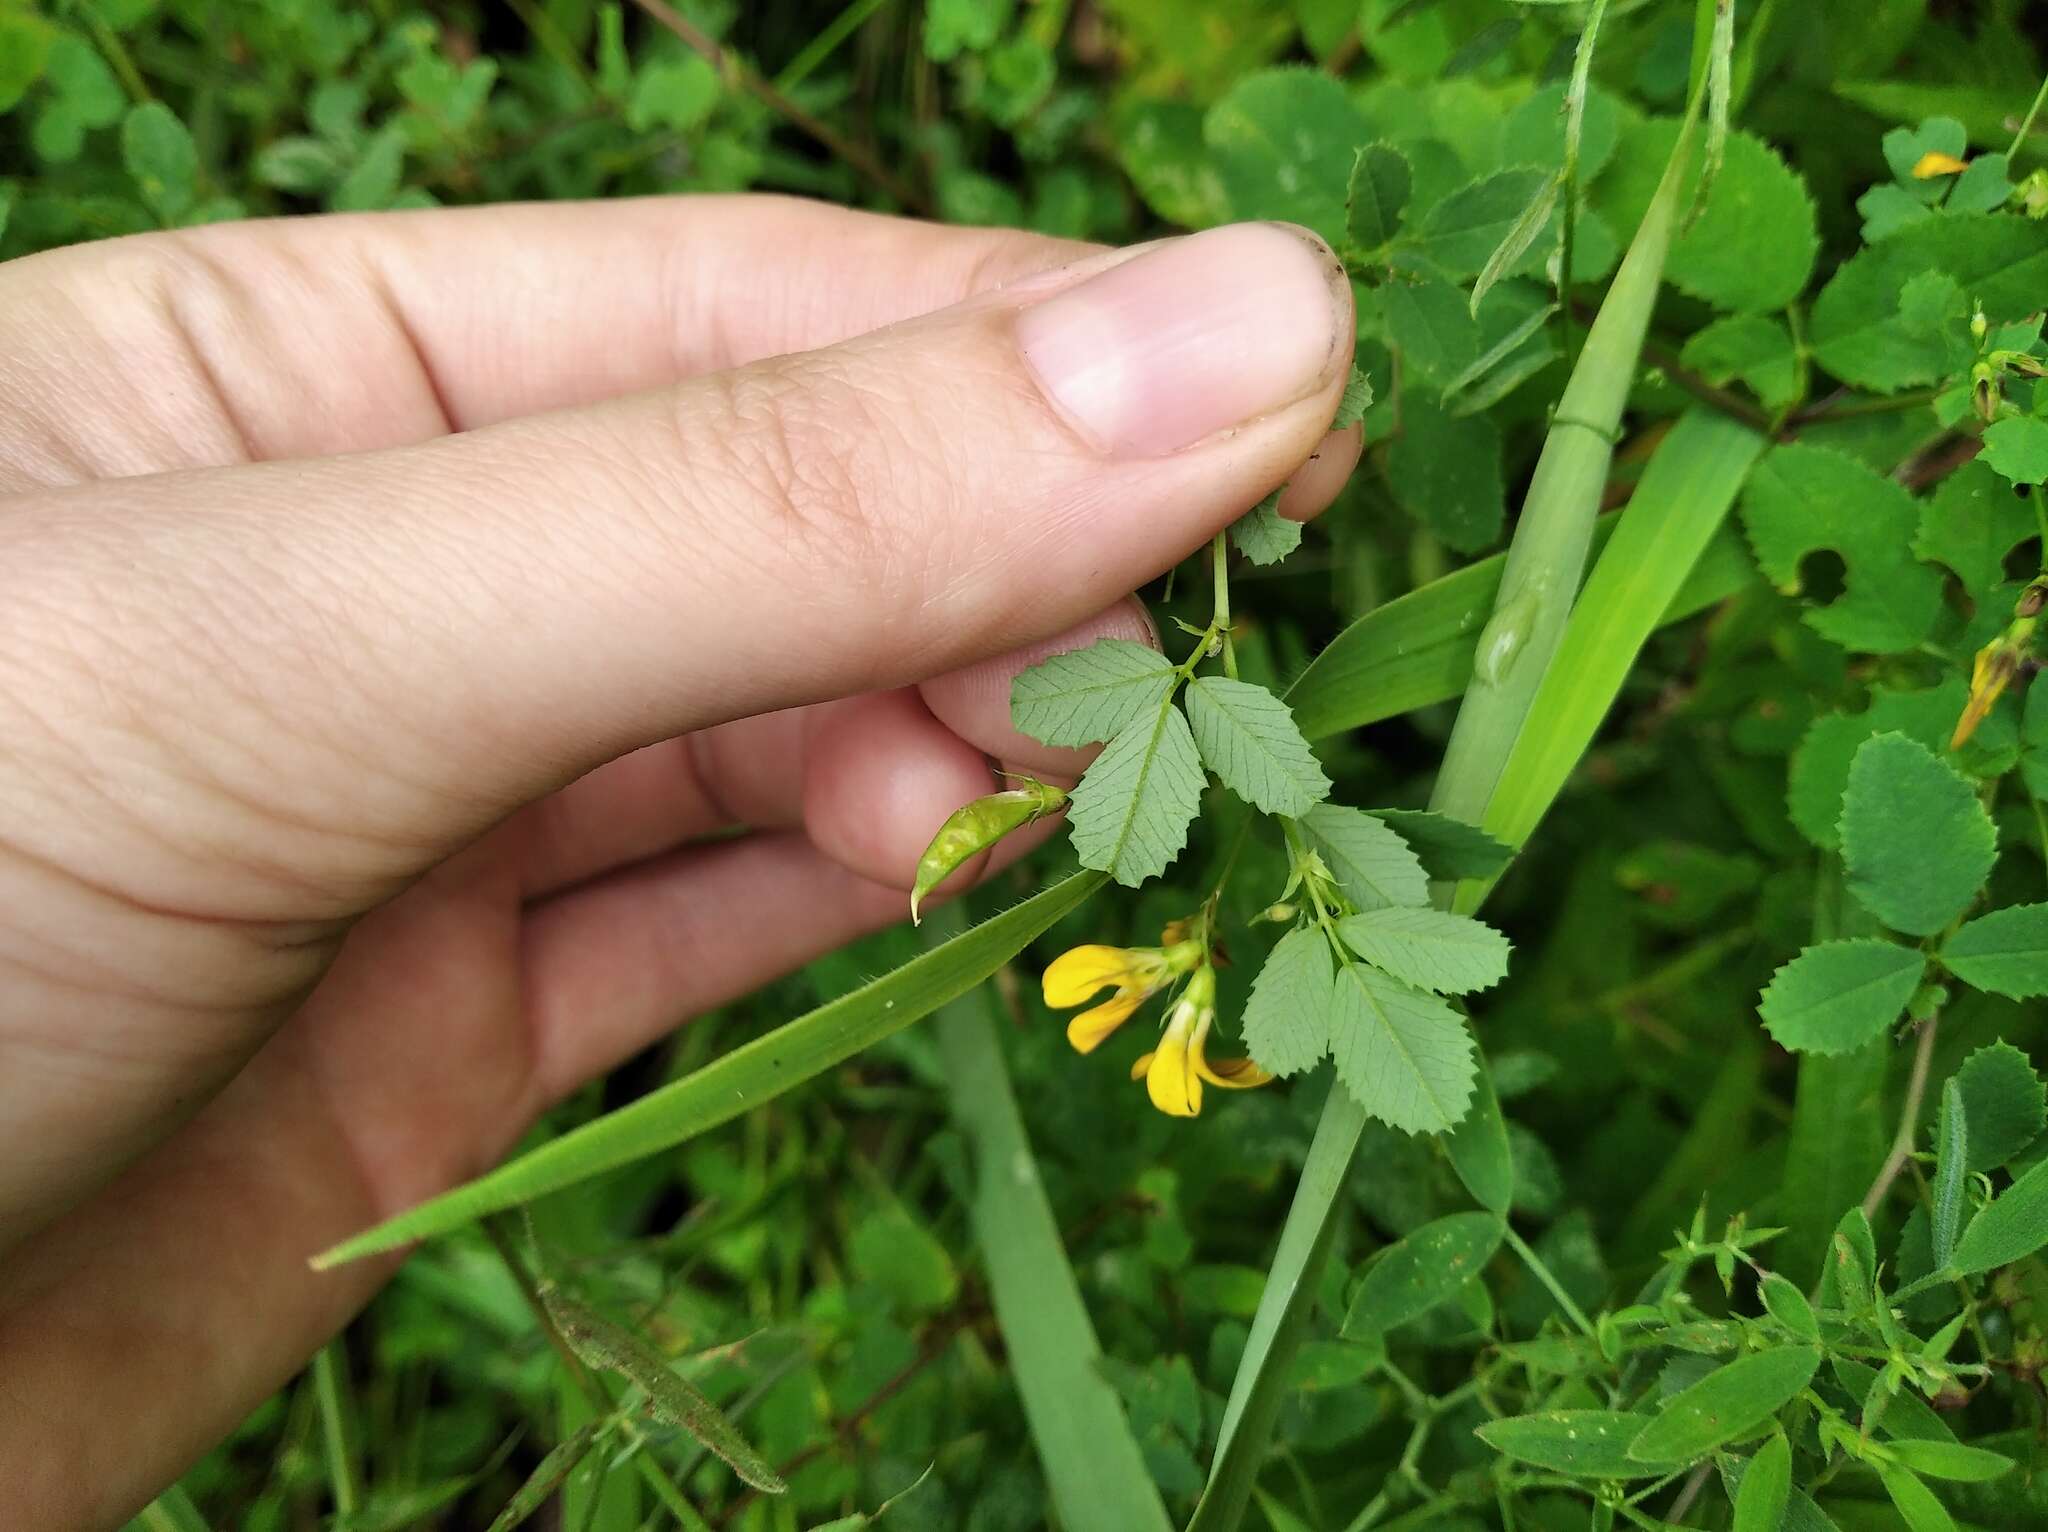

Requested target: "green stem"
[
  {"left": 1213, "top": 532, "right": 1240, "bottom": 680},
  {"left": 311, "top": 1342, "right": 362, "bottom": 1516},
  {"left": 773, "top": 0, "right": 890, "bottom": 92},
  {"left": 1503, "top": 1225, "right": 1597, "bottom": 1338},
  {"left": 2008, "top": 72, "right": 2048, "bottom": 163}
]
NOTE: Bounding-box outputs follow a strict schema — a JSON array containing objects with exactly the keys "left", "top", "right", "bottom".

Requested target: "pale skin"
[{"left": 0, "top": 195, "right": 1359, "bottom": 1525}]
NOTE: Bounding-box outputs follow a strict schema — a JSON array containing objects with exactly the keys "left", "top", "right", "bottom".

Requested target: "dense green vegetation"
[{"left": 12, "top": 1, "right": 2048, "bottom": 1529}]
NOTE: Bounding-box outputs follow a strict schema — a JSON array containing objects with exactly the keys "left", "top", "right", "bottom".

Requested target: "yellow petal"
[
  {"left": 1912, "top": 150, "right": 1970, "bottom": 179},
  {"left": 1198, "top": 1054, "right": 1275, "bottom": 1090},
  {"left": 1066, "top": 993, "right": 1143, "bottom": 1053},
  {"left": 1953, "top": 643, "right": 2017, "bottom": 749},
  {"left": 1130, "top": 1050, "right": 1156, "bottom": 1081},
  {"left": 1042, "top": 945, "right": 1140, "bottom": 1008},
  {"left": 1145, "top": 1034, "right": 1202, "bottom": 1117}
]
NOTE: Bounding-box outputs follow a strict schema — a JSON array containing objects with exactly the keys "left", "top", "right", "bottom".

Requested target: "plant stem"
[
  {"left": 628, "top": 0, "right": 929, "bottom": 212},
  {"left": 1213, "top": 532, "right": 1240, "bottom": 680},
  {"left": 772, "top": 0, "right": 890, "bottom": 92},
  {"left": 311, "top": 1341, "right": 362, "bottom": 1516},
  {"left": 1503, "top": 1225, "right": 1597, "bottom": 1339},
  {"left": 1861, "top": 1011, "right": 1942, "bottom": 1218},
  {"left": 2009, "top": 72, "right": 2048, "bottom": 163}
]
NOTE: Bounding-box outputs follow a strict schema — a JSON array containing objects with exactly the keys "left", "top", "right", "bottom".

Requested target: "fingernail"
[{"left": 1016, "top": 223, "right": 1349, "bottom": 457}]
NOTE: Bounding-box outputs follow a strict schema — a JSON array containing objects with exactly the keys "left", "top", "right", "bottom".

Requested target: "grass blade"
[
  {"left": 932, "top": 930, "right": 1173, "bottom": 1532},
  {"left": 1286, "top": 515, "right": 1752, "bottom": 741},
  {"left": 1472, "top": 409, "right": 1765, "bottom": 871},
  {"left": 313, "top": 870, "right": 1105, "bottom": 1267}
]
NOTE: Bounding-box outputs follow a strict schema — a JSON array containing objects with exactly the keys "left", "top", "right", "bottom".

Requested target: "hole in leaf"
[{"left": 1794, "top": 548, "right": 1847, "bottom": 605}]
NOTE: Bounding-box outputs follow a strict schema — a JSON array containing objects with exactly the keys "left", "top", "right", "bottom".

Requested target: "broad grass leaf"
[
  {"left": 1011, "top": 639, "right": 1176, "bottom": 747},
  {"left": 1342, "top": 1211, "right": 1503, "bottom": 1337},
  {"left": 1626, "top": 1346, "right": 1821, "bottom": 1465},
  {"left": 1068, "top": 704, "right": 1205, "bottom": 886},
  {"left": 1241, "top": 925, "right": 1335, "bottom": 1076},
  {"left": 1952, "top": 1155, "right": 2048, "bottom": 1274},
  {"left": 1955, "top": 1042, "right": 2047, "bottom": 1171},
  {"left": 1739, "top": 444, "right": 1945, "bottom": 654},
  {"left": 1184, "top": 677, "right": 1329, "bottom": 816},
  {"left": 1335, "top": 907, "right": 1510, "bottom": 994},
  {"left": 1474, "top": 1411, "right": 1656, "bottom": 1478},
  {"left": 312, "top": 871, "right": 1105, "bottom": 1265},
  {"left": 1329, "top": 960, "right": 1476, "bottom": 1133},
  {"left": 1299, "top": 804, "right": 1430, "bottom": 910},
  {"left": 1841, "top": 733, "right": 1996, "bottom": 936},
  {"left": 485, "top": 1423, "right": 605, "bottom": 1532},
  {"left": 1758, "top": 940, "right": 1924, "bottom": 1055}
]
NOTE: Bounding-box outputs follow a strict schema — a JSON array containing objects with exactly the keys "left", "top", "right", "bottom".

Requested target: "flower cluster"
[{"left": 1040, "top": 932, "right": 1271, "bottom": 1117}]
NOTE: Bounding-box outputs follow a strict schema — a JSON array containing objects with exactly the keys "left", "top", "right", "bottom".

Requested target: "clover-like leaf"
[
  {"left": 1943, "top": 903, "right": 2048, "bottom": 999},
  {"left": 1841, "top": 732, "right": 1996, "bottom": 936},
  {"left": 1242, "top": 925, "right": 1335, "bottom": 1077},
  {"left": 1329, "top": 961, "right": 1476, "bottom": 1134},
  {"left": 1011, "top": 638, "right": 1177, "bottom": 748},
  {"left": 1758, "top": 940, "right": 1925, "bottom": 1055},
  {"left": 1956, "top": 1042, "right": 2048, "bottom": 1173},
  {"left": 1184, "top": 677, "right": 1328, "bottom": 816},
  {"left": 1336, "top": 907, "right": 1510, "bottom": 995},
  {"left": 1067, "top": 703, "right": 1205, "bottom": 887},
  {"left": 1299, "top": 804, "right": 1430, "bottom": 911}
]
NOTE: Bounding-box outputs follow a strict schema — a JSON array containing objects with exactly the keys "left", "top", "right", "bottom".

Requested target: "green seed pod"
[{"left": 910, "top": 777, "right": 1068, "bottom": 924}]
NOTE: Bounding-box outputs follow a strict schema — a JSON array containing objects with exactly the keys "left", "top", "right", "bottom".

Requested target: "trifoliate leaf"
[
  {"left": 1596, "top": 120, "right": 1818, "bottom": 313},
  {"left": 1342, "top": 1211, "right": 1502, "bottom": 1336},
  {"left": 1739, "top": 443, "right": 1944, "bottom": 653},
  {"left": 1242, "top": 925, "right": 1335, "bottom": 1076},
  {"left": 1329, "top": 961, "right": 1476, "bottom": 1134},
  {"left": 1955, "top": 1042, "right": 2048, "bottom": 1173},
  {"left": 1788, "top": 682, "right": 2016, "bottom": 850},
  {"left": 1388, "top": 396, "right": 1505, "bottom": 553},
  {"left": 1952, "top": 1155, "right": 2048, "bottom": 1274},
  {"left": 1336, "top": 908, "right": 1510, "bottom": 995},
  {"left": 1943, "top": 904, "right": 2048, "bottom": 999},
  {"left": 1011, "top": 639, "right": 1177, "bottom": 747},
  {"left": 1981, "top": 416, "right": 2048, "bottom": 486},
  {"left": 1858, "top": 183, "right": 1934, "bottom": 243},
  {"left": 1627, "top": 1347, "right": 1821, "bottom": 1465},
  {"left": 1367, "top": 809, "right": 1514, "bottom": 882},
  {"left": 1913, "top": 460, "right": 2038, "bottom": 603},
  {"left": 1810, "top": 214, "right": 2048, "bottom": 391},
  {"left": 1204, "top": 67, "right": 1371, "bottom": 244},
  {"left": 1229, "top": 489, "right": 1301, "bottom": 566},
  {"left": 1414, "top": 167, "right": 1552, "bottom": 281},
  {"left": 1882, "top": 118, "right": 1969, "bottom": 197},
  {"left": 1184, "top": 676, "right": 1330, "bottom": 816},
  {"left": 1680, "top": 314, "right": 1800, "bottom": 409},
  {"left": 1841, "top": 732, "right": 1996, "bottom": 936},
  {"left": 1758, "top": 940, "right": 1926, "bottom": 1055},
  {"left": 1950, "top": 152, "right": 2014, "bottom": 215},
  {"left": 1066, "top": 703, "right": 1205, "bottom": 887},
  {"left": 1299, "top": 803, "right": 1430, "bottom": 911},
  {"left": 1347, "top": 141, "right": 1411, "bottom": 251}
]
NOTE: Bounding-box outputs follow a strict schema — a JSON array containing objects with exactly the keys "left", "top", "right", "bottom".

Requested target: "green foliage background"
[{"left": 12, "top": 1, "right": 2048, "bottom": 1529}]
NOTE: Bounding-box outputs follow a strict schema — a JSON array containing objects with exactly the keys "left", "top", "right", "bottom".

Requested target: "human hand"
[{"left": 0, "top": 195, "right": 1356, "bottom": 1525}]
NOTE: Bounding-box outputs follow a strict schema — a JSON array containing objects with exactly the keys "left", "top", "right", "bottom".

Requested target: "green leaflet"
[
  {"left": 1733, "top": 1433, "right": 1792, "bottom": 1532},
  {"left": 1952, "top": 1155, "right": 2048, "bottom": 1275},
  {"left": 1933, "top": 1078, "right": 1969, "bottom": 1272},
  {"left": 543, "top": 1290, "right": 784, "bottom": 1494},
  {"left": 1240, "top": 925, "right": 1335, "bottom": 1077},
  {"left": 1955, "top": 1042, "right": 2048, "bottom": 1172},
  {"left": 1010, "top": 638, "right": 1177, "bottom": 747},
  {"left": 312, "top": 871, "right": 1104, "bottom": 1265},
  {"left": 1886, "top": 1440, "right": 2016, "bottom": 1483},
  {"left": 1413, "top": 166, "right": 1552, "bottom": 279},
  {"left": 1341, "top": 1211, "right": 1504, "bottom": 1337},
  {"left": 1840, "top": 733, "right": 1997, "bottom": 937},
  {"left": 1627, "top": 1346, "right": 1822, "bottom": 1465},
  {"left": 1443, "top": 1061, "right": 1515, "bottom": 1214},
  {"left": 1297, "top": 803, "right": 1429, "bottom": 911},
  {"left": 1335, "top": 907, "right": 1511, "bottom": 994},
  {"left": 1346, "top": 140, "right": 1411, "bottom": 251},
  {"left": 1203, "top": 66, "right": 1367, "bottom": 243},
  {"left": 1759, "top": 1272, "right": 1819, "bottom": 1342},
  {"left": 1943, "top": 904, "right": 2048, "bottom": 999},
  {"left": 1367, "top": 810, "right": 1514, "bottom": 883},
  {"left": 1982, "top": 416, "right": 2048, "bottom": 485},
  {"left": 1228, "top": 488, "right": 1299, "bottom": 565},
  {"left": 1066, "top": 702, "right": 1205, "bottom": 887},
  {"left": 1476, "top": 1411, "right": 1658, "bottom": 1479},
  {"left": 1328, "top": 958, "right": 1476, "bottom": 1135},
  {"left": 1183, "top": 676, "right": 1329, "bottom": 816},
  {"left": 1758, "top": 940, "right": 1926, "bottom": 1055}
]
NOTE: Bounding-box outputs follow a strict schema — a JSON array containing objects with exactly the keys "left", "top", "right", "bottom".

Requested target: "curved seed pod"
[{"left": 910, "top": 778, "right": 1069, "bottom": 924}]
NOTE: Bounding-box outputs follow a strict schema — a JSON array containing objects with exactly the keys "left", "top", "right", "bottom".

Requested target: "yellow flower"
[
  {"left": 1128, "top": 967, "right": 1273, "bottom": 1118},
  {"left": 1952, "top": 639, "right": 2019, "bottom": 749},
  {"left": 1911, "top": 150, "right": 1971, "bottom": 179},
  {"left": 1042, "top": 938, "right": 1195, "bottom": 1052}
]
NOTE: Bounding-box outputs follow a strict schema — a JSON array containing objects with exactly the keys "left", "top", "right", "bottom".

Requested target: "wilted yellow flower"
[
  {"left": 1911, "top": 150, "right": 1970, "bottom": 179},
  {"left": 1041, "top": 936, "right": 1199, "bottom": 1052},
  {"left": 1127, "top": 967, "right": 1272, "bottom": 1118},
  {"left": 1953, "top": 639, "right": 2021, "bottom": 749}
]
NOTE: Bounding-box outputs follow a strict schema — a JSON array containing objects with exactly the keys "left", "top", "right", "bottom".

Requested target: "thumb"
[{"left": 3, "top": 221, "right": 1352, "bottom": 912}]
